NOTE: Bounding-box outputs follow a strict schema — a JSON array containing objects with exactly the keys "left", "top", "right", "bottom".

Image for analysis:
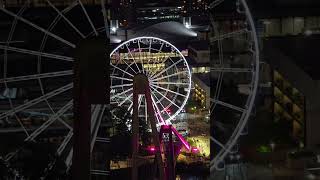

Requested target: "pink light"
[
  {"left": 147, "top": 146, "right": 156, "bottom": 155},
  {"left": 191, "top": 147, "right": 199, "bottom": 153},
  {"left": 172, "top": 127, "right": 190, "bottom": 151},
  {"left": 162, "top": 125, "right": 170, "bottom": 129}
]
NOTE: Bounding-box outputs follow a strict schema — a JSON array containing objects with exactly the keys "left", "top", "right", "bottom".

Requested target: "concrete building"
[
  {"left": 188, "top": 40, "right": 210, "bottom": 63},
  {"left": 253, "top": 1, "right": 320, "bottom": 148},
  {"left": 264, "top": 37, "right": 320, "bottom": 148},
  {"left": 192, "top": 74, "right": 210, "bottom": 110}
]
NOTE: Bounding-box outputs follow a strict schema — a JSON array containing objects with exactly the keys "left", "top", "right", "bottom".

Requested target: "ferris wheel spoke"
[
  {"left": 0, "top": 7, "right": 76, "bottom": 48},
  {"left": 151, "top": 95, "right": 165, "bottom": 124},
  {"left": 145, "top": 43, "right": 165, "bottom": 76},
  {"left": 0, "top": 83, "right": 73, "bottom": 120},
  {"left": 0, "top": 114, "right": 31, "bottom": 137},
  {"left": 152, "top": 71, "right": 187, "bottom": 82},
  {"left": 110, "top": 63, "right": 134, "bottom": 77},
  {"left": 111, "top": 83, "right": 133, "bottom": 89},
  {"left": 159, "top": 42, "right": 165, "bottom": 52},
  {"left": 150, "top": 85, "right": 180, "bottom": 109},
  {"left": 151, "top": 59, "right": 184, "bottom": 79},
  {"left": 110, "top": 76, "right": 133, "bottom": 82},
  {"left": 0, "top": 41, "right": 24, "bottom": 44},
  {"left": 148, "top": 39, "right": 152, "bottom": 53},
  {"left": 125, "top": 44, "right": 141, "bottom": 73},
  {"left": 78, "top": 0, "right": 98, "bottom": 36},
  {"left": 121, "top": 55, "right": 138, "bottom": 74},
  {"left": 91, "top": 105, "right": 106, "bottom": 152},
  {"left": 65, "top": 149, "right": 73, "bottom": 168},
  {"left": 150, "top": 91, "right": 163, "bottom": 108},
  {"left": 212, "top": 99, "right": 246, "bottom": 113},
  {"left": 100, "top": 0, "right": 109, "bottom": 37},
  {"left": 209, "top": 0, "right": 225, "bottom": 8},
  {"left": 46, "top": 0, "right": 85, "bottom": 39},
  {"left": 58, "top": 116, "right": 73, "bottom": 130},
  {"left": 0, "top": 70, "right": 72, "bottom": 83},
  {"left": 25, "top": 100, "right": 73, "bottom": 141},
  {"left": 144, "top": 97, "right": 147, "bottom": 121},
  {"left": 118, "top": 94, "right": 133, "bottom": 106},
  {"left": 151, "top": 102, "right": 162, "bottom": 125},
  {"left": 211, "top": 67, "right": 252, "bottom": 73},
  {"left": 111, "top": 87, "right": 133, "bottom": 99},
  {"left": 149, "top": 55, "right": 170, "bottom": 78},
  {"left": 127, "top": 102, "right": 133, "bottom": 112},
  {"left": 151, "top": 91, "right": 171, "bottom": 118},
  {"left": 211, "top": 29, "right": 249, "bottom": 42},
  {"left": 137, "top": 95, "right": 143, "bottom": 117},
  {"left": 57, "top": 130, "right": 73, "bottom": 155},
  {"left": 150, "top": 84, "right": 187, "bottom": 98},
  {"left": 0, "top": 45, "right": 74, "bottom": 61},
  {"left": 210, "top": 136, "right": 231, "bottom": 153}
]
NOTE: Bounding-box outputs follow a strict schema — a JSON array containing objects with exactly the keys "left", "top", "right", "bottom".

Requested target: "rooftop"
[
  {"left": 188, "top": 40, "right": 210, "bottom": 51},
  {"left": 193, "top": 73, "right": 210, "bottom": 87},
  {"left": 264, "top": 35, "right": 320, "bottom": 80},
  {"left": 131, "top": 21, "right": 198, "bottom": 43}
]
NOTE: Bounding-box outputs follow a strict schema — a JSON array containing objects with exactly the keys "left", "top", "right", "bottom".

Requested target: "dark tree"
[{"left": 8, "top": 142, "right": 56, "bottom": 179}]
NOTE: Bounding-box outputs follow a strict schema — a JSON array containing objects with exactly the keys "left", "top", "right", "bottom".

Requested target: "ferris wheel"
[
  {"left": 0, "top": 0, "right": 192, "bottom": 178},
  {"left": 209, "top": 0, "right": 260, "bottom": 174},
  {"left": 110, "top": 37, "right": 192, "bottom": 126},
  {"left": 0, "top": 0, "right": 115, "bottom": 177}
]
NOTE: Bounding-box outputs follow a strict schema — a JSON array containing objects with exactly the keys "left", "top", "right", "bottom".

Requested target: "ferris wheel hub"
[{"left": 133, "top": 74, "right": 149, "bottom": 94}]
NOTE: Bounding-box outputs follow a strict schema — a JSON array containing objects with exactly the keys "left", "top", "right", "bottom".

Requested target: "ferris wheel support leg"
[
  {"left": 72, "top": 82, "right": 91, "bottom": 180},
  {"left": 145, "top": 87, "right": 165, "bottom": 180},
  {"left": 72, "top": 38, "right": 109, "bottom": 180},
  {"left": 132, "top": 74, "right": 165, "bottom": 180},
  {"left": 159, "top": 125, "right": 176, "bottom": 180},
  {"left": 132, "top": 90, "right": 139, "bottom": 180}
]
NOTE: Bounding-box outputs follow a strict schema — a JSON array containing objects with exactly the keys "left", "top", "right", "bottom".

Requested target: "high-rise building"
[{"left": 182, "top": 0, "right": 209, "bottom": 16}]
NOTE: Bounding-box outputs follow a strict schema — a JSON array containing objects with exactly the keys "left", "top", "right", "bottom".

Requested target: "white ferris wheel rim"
[
  {"left": 110, "top": 36, "right": 192, "bottom": 125},
  {"left": 209, "top": 0, "right": 260, "bottom": 172}
]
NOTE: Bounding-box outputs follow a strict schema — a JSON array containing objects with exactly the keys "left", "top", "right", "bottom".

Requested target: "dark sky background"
[
  {"left": 247, "top": 0, "right": 320, "bottom": 17},
  {"left": 249, "top": 0, "right": 320, "bottom": 7},
  {"left": 273, "top": 0, "right": 320, "bottom": 4}
]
